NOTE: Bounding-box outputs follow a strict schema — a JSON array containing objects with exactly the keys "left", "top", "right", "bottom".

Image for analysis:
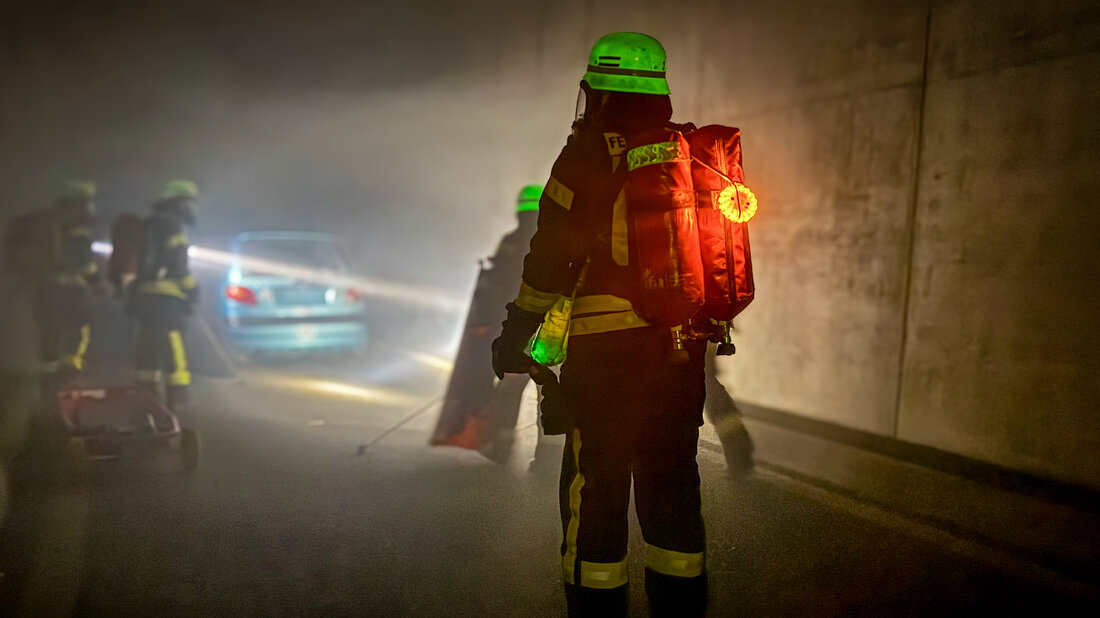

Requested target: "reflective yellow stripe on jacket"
[
  {"left": 138, "top": 279, "right": 189, "bottom": 299},
  {"left": 515, "top": 281, "right": 560, "bottom": 315},
  {"left": 569, "top": 294, "right": 649, "bottom": 337}
]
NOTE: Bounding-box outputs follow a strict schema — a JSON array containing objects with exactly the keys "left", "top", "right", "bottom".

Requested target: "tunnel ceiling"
[{"left": 0, "top": 0, "right": 541, "bottom": 95}]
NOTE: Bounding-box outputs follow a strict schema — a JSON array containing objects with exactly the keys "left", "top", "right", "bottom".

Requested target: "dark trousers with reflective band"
[
  {"left": 36, "top": 282, "right": 93, "bottom": 404},
  {"left": 134, "top": 295, "right": 191, "bottom": 408},
  {"left": 558, "top": 327, "right": 707, "bottom": 616}
]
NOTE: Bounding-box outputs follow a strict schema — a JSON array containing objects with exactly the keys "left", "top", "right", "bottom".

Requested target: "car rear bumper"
[{"left": 225, "top": 319, "right": 368, "bottom": 352}]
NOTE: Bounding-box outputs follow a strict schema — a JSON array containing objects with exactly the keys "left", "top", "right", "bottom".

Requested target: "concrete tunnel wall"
[
  {"left": 0, "top": 0, "right": 1096, "bottom": 488},
  {"left": 513, "top": 0, "right": 1099, "bottom": 488}
]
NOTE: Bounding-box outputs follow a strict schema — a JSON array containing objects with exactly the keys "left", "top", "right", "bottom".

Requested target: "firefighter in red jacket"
[
  {"left": 493, "top": 33, "right": 708, "bottom": 617},
  {"left": 130, "top": 180, "right": 200, "bottom": 412}
]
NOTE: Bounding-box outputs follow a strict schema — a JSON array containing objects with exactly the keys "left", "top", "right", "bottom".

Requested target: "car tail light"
[
  {"left": 226, "top": 285, "right": 258, "bottom": 305},
  {"left": 346, "top": 288, "right": 363, "bottom": 303}
]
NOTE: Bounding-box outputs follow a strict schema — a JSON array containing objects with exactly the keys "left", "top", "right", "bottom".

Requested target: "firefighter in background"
[
  {"left": 480, "top": 185, "right": 559, "bottom": 470},
  {"left": 493, "top": 33, "right": 708, "bottom": 616},
  {"left": 33, "top": 181, "right": 100, "bottom": 403},
  {"left": 130, "top": 180, "right": 199, "bottom": 412}
]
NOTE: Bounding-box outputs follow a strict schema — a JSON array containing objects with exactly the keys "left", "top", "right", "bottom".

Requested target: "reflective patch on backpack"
[
  {"left": 545, "top": 176, "right": 575, "bottom": 210},
  {"left": 627, "top": 141, "right": 686, "bottom": 171}
]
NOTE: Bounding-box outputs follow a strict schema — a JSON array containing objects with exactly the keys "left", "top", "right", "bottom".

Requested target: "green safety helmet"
[
  {"left": 583, "top": 32, "right": 669, "bottom": 96},
  {"left": 516, "top": 184, "right": 543, "bottom": 213},
  {"left": 58, "top": 180, "right": 97, "bottom": 202},
  {"left": 161, "top": 179, "right": 200, "bottom": 200}
]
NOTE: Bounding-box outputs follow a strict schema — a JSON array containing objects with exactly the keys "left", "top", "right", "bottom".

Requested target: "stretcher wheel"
[{"left": 179, "top": 428, "right": 201, "bottom": 473}]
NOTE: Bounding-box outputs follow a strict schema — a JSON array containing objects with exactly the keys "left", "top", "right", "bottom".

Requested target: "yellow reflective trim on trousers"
[
  {"left": 545, "top": 176, "right": 574, "bottom": 210},
  {"left": 138, "top": 280, "right": 188, "bottom": 299},
  {"left": 70, "top": 323, "right": 91, "bottom": 371},
  {"left": 561, "top": 429, "right": 585, "bottom": 585},
  {"left": 611, "top": 189, "right": 629, "bottom": 265},
  {"left": 645, "top": 544, "right": 705, "bottom": 578},
  {"left": 515, "top": 282, "right": 560, "bottom": 315},
  {"left": 79, "top": 262, "right": 99, "bottom": 277},
  {"left": 166, "top": 233, "right": 189, "bottom": 249},
  {"left": 569, "top": 311, "right": 649, "bottom": 336},
  {"left": 179, "top": 274, "right": 198, "bottom": 290},
  {"left": 168, "top": 330, "right": 191, "bottom": 386},
  {"left": 579, "top": 559, "right": 628, "bottom": 589}
]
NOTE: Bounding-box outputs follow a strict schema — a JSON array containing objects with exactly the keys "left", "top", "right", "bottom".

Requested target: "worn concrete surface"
[
  {"left": 896, "top": 1, "right": 1100, "bottom": 486},
  {"left": 2, "top": 330, "right": 1098, "bottom": 616}
]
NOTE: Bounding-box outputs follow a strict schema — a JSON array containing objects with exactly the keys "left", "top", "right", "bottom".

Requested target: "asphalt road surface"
[{"left": 1, "top": 306, "right": 1097, "bottom": 616}]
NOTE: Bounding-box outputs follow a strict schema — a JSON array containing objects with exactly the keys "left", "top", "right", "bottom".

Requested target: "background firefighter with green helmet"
[
  {"left": 477, "top": 184, "right": 561, "bottom": 470},
  {"left": 432, "top": 184, "right": 560, "bottom": 470},
  {"left": 492, "top": 32, "right": 723, "bottom": 616},
  {"left": 4, "top": 180, "right": 100, "bottom": 404},
  {"left": 130, "top": 179, "right": 200, "bottom": 412}
]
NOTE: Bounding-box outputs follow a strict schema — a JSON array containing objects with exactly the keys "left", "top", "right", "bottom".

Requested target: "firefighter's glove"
[
  {"left": 491, "top": 302, "right": 543, "bottom": 379},
  {"left": 529, "top": 365, "right": 572, "bottom": 435}
]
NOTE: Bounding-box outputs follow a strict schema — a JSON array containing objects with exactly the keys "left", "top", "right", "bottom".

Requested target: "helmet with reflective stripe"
[
  {"left": 516, "top": 184, "right": 543, "bottom": 213},
  {"left": 583, "top": 32, "right": 669, "bottom": 95},
  {"left": 161, "top": 179, "right": 200, "bottom": 200}
]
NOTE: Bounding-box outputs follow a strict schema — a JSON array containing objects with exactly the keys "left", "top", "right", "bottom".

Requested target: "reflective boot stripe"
[
  {"left": 645, "top": 544, "right": 705, "bottom": 578},
  {"left": 579, "top": 559, "right": 629, "bottom": 589},
  {"left": 561, "top": 428, "right": 585, "bottom": 585},
  {"left": 167, "top": 330, "right": 192, "bottom": 386}
]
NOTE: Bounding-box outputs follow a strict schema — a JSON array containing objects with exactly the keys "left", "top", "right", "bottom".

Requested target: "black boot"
[
  {"left": 565, "top": 583, "right": 629, "bottom": 618},
  {"left": 645, "top": 569, "right": 707, "bottom": 617},
  {"left": 166, "top": 385, "right": 190, "bottom": 413}
]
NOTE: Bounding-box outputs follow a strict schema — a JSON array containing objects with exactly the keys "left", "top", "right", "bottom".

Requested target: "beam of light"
[
  {"left": 403, "top": 350, "right": 455, "bottom": 373},
  {"left": 383, "top": 346, "right": 454, "bottom": 373},
  {"left": 91, "top": 241, "right": 463, "bottom": 311},
  {"left": 250, "top": 373, "right": 420, "bottom": 407}
]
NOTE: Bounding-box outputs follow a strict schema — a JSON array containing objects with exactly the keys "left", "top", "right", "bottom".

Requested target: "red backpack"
[
  {"left": 624, "top": 124, "right": 757, "bottom": 350},
  {"left": 108, "top": 214, "right": 146, "bottom": 295},
  {"left": 4, "top": 209, "right": 61, "bottom": 281}
]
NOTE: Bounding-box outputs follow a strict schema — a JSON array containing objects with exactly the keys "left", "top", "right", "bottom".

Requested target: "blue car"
[{"left": 220, "top": 231, "right": 368, "bottom": 356}]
